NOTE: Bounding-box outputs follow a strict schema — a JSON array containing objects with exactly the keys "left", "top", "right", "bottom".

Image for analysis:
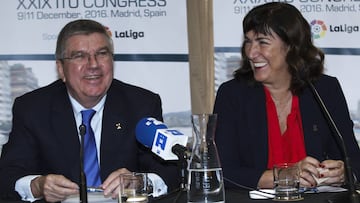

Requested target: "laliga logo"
[{"left": 310, "top": 20, "right": 327, "bottom": 39}]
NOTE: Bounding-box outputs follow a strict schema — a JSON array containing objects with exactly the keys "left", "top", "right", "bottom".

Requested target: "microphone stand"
[
  {"left": 308, "top": 81, "right": 360, "bottom": 203},
  {"left": 172, "top": 144, "right": 190, "bottom": 191},
  {"left": 79, "top": 124, "right": 88, "bottom": 203},
  {"left": 171, "top": 144, "right": 190, "bottom": 203}
]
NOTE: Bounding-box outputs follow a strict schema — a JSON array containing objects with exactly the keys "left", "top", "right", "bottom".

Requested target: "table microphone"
[
  {"left": 79, "top": 124, "right": 88, "bottom": 203},
  {"left": 307, "top": 81, "right": 360, "bottom": 203}
]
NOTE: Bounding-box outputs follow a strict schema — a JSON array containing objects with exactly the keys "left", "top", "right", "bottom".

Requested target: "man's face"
[{"left": 57, "top": 33, "right": 114, "bottom": 108}]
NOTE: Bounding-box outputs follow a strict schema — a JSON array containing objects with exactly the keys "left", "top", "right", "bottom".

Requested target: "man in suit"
[{"left": 0, "top": 19, "right": 179, "bottom": 202}]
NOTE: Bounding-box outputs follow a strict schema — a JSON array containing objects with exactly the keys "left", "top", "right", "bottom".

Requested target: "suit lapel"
[
  {"left": 101, "top": 93, "right": 127, "bottom": 151},
  {"left": 99, "top": 83, "right": 132, "bottom": 178},
  {"left": 51, "top": 88, "right": 79, "bottom": 152},
  {"left": 247, "top": 85, "right": 269, "bottom": 169},
  {"left": 50, "top": 83, "right": 80, "bottom": 179},
  {"left": 299, "top": 87, "right": 324, "bottom": 158}
]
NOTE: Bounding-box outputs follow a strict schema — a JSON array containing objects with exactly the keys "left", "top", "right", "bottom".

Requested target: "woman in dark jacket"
[{"left": 214, "top": 2, "right": 360, "bottom": 190}]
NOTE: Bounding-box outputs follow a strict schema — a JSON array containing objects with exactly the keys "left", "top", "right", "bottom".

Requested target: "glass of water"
[
  {"left": 273, "top": 163, "right": 303, "bottom": 201},
  {"left": 118, "top": 173, "right": 150, "bottom": 203}
]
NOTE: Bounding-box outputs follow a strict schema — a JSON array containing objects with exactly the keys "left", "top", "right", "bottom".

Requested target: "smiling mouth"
[
  {"left": 253, "top": 62, "right": 267, "bottom": 68},
  {"left": 84, "top": 75, "right": 101, "bottom": 80}
]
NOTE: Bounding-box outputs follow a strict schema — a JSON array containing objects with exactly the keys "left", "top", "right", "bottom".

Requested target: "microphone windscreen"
[{"left": 135, "top": 117, "right": 167, "bottom": 148}]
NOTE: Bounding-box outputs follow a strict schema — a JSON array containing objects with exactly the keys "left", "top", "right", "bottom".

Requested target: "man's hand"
[
  {"left": 101, "top": 168, "right": 131, "bottom": 199},
  {"left": 30, "top": 174, "right": 79, "bottom": 202}
]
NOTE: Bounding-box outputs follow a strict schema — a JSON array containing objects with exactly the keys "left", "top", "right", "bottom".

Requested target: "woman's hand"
[
  {"left": 297, "top": 157, "right": 345, "bottom": 187},
  {"left": 297, "top": 156, "right": 320, "bottom": 188},
  {"left": 318, "top": 160, "right": 345, "bottom": 186}
]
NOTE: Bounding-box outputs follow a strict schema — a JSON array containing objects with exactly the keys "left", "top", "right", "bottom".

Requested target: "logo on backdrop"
[
  {"left": 311, "top": 19, "right": 359, "bottom": 39},
  {"left": 114, "top": 30, "right": 145, "bottom": 39},
  {"left": 310, "top": 20, "right": 327, "bottom": 40},
  {"left": 104, "top": 26, "right": 144, "bottom": 40},
  {"left": 329, "top": 24, "right": 359, "bottom": 34}
]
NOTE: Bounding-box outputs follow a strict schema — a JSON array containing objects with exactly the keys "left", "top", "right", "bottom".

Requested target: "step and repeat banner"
[
  {"left": 0, "top": 0, "right": 191, "bottom": 152},
  {"left": 213, "top": 1, "right": 360, "bottom": 144}
]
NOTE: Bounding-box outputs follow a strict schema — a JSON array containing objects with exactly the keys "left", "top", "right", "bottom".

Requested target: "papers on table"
[
  {"left": 249, "top": 186, "right": 348, "bottom": 200},
  {"left": 249, "top": 189, "right": 275, "bottom": 199},
  {"left": 62, "top": 192, "right": 117, "bottom": 203}
]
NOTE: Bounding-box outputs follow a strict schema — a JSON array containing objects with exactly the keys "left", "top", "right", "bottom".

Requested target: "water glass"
[
  {"left": 273, "top": 163, "right": 302, "bottom": 201},
  {"left": 118, "top": 173, "right": 150, "bottom": 203}
]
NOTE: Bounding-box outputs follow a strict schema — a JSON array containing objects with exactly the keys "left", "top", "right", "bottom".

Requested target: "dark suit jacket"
[
  {"left": 0, "top": 79, "right": 180, "bottom": 200},
  {"left": 213, "top": 75, "right": 360, "bottom": 189}
]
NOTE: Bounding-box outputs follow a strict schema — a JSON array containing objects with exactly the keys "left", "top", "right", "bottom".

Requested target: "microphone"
[
  {"left": 307, "top": 81, "right": 360, "bottom": 203},
  {"left": 135, "top": 117, "right": 189, "bottom": 161},
  {"left": 79, "top": 124, "right": 88, "bottom": 203}
]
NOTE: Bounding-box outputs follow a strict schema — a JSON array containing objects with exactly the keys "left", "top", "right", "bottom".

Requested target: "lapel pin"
[
  {"left": 313, "top": 124, "right": 318, "bottom": 132},
  {"left": 116, "top": 123, "right": 122, "bottom": 130}
]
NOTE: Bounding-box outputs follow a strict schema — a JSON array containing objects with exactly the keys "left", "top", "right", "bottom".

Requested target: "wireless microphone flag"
[
  {"left": 136, "top": 117, "right": 189, "bottom": 160},
  {"left": 136, "top": 117, "right": 167, "bottom": 148},
  {"left": 152, "top": 128, "right": 188, "bottom": 160}
]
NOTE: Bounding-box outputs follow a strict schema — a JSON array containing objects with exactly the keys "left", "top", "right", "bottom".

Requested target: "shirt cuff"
[
  {"left": 15, "top": 175, "right": 42, "bottom": 202},
  {"left": 147, "top": 173, "right": 168, "bottom": 197},
  {"left": 0, "top": 134, "right": 8, "bottom": 156}
]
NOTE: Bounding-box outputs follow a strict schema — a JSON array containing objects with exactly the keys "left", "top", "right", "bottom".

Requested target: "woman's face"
[{"left": 244, "top": 29, "right": 291, "bottom": 86}]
